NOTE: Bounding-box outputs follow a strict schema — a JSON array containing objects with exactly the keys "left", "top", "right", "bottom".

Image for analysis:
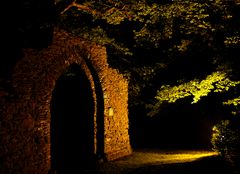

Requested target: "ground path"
[{"left": 75, "top": 149, "right": 239, "bottom": 174}]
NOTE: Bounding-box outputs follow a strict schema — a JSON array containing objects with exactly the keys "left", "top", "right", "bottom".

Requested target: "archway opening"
[{"left": 50, "top": 64, "right": 95, "bottom": 173}]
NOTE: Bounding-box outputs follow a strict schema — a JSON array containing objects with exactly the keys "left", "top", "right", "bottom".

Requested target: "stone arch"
[
  {"left": 0, "top": 29, "right": 131, "bottom": 174},
  {"left": 1, "top": 43, "right": 99, "bottom": 174}
]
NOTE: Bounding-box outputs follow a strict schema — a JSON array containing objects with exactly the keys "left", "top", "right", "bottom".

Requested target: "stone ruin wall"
[
  {"left": 89, "top": 45, "right": 132, "bottom": 160},
  {"left": 0, "top": 29, "right": 132, "bottom": 174}
]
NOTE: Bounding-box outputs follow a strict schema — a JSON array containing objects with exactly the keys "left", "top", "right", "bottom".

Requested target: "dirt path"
[{"left": 73, "top": 149, "right": 239, "bottom": 174}]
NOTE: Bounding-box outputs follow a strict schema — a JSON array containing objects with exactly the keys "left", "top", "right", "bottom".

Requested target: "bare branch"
[{"left": 60, "top": 0, "right": 98, "bottom": 15}]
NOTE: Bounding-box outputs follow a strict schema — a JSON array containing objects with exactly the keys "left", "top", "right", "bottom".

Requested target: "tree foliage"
[
  {"left": 156, "top": 71, "right": 240, "bottom": 104},
  {"left": 57, "top": 0, "right": 239, "bottom": 54},
  {"left": 33, "top": 0, "right": 239, "bottom": 116},
  {"left": 224, "top": 97, "right": 240, "bottom": 107},
  {"left": 211, "top": 119, "right": 240, "bottom": 157}
]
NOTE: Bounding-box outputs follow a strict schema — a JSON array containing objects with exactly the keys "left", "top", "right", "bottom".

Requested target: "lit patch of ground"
[
  {"left": 114, "top": 149, "right": 218, "bottom": 166},
  {"left": 76, "top": 148, "right": 239, "bottom": 174},
  {"left": 94, "top": 149, "right": 222, "bottom": 174}
]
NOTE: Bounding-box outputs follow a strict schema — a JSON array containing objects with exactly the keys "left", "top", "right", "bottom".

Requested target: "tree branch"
[{"left": 60, "top": 0, "right": 98, "bottom": 15}]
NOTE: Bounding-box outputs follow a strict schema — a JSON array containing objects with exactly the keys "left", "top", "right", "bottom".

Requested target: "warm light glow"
[
  {"left": 114, "top": 150, "right": 219, "bottom": 166},
  {"left": 108, "top": 107, "right": 114, "bottom": 117},
  {"left": 154, "top": 151, "right": 219, "bottom": 163}
]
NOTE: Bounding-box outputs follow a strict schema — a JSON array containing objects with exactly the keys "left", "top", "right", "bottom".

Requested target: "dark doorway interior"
[{"left": 50, "top": 64, "right": 94, "bottom": 173}]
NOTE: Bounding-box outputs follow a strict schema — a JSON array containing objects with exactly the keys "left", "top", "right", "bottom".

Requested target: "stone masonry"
[{"left": 0, "top": 29, "right": 132, "bottom": 174}]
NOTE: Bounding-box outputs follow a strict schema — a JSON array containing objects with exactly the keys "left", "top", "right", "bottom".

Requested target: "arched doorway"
[{"left": 50, "top": 64, "right": 95, "bottom": 173}]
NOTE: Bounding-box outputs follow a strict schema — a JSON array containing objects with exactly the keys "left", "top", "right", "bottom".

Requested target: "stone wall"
[{"left": 0, "top": 29, "right": 131, "bottom": 174}]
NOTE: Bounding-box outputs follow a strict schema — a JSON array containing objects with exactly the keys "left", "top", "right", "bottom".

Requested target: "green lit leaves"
[
  {"left": 58, "top": 0, "right": 238, "bottom": 55},
  {"left": 102, "top": 8, "right": 128, "bottom": 25},
  {"left": 155, "top": 71, "right": 240, "bottom": 105},
  {"left": 156, "top": 83, "right": 191, "bottom": 103},
  {"left": 224, "top": 36, "right": 240, "bottom": 47},
  {"left": 223, "top": 96, "right": 240, "bottom": 107},
  {"left": 214, "top": 77, "right": 240, "bottom": 92},
  {"left": 178, "top": 2, "right": 213, "bottom": 36}
]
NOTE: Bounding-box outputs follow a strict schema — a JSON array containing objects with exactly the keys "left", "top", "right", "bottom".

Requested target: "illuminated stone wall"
[{"left": 0, "top": 29, "right": 131, "bottom": 174}]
